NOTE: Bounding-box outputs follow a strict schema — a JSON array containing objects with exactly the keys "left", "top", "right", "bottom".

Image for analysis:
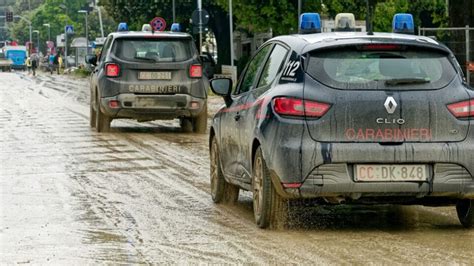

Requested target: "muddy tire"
[
  {"left": 95, "top": 97, "right": 111, "bottom": 132},
  {"left": 193, "top": 103, "right": 208, "bottom": 134},
  {"left": 180, "top": 118, "right": 193, "bottom": 133},
  {"left": 90, "top": 97, "right": 96, "bottom": 128},
  {"left": 252, "top": 147, "right": 288, "bottom": 229},
  {"left": 210, "top": 137, "right": 239, "bottom": 204},
  {"left": 456, "top": 199, "right": 474, "bottom": 228}
]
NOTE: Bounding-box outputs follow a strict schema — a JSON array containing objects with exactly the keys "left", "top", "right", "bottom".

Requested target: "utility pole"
[
  {"left": 197, "top": 0, "right": 202, "bottom": 55},
  {"left": 229, "top": 0, "right": 234, "bottom": 66},
  {"left": 172, "top": 0, "right": 176, "bottom": 23}
]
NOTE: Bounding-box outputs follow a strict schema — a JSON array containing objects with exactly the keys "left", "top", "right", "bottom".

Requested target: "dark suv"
[{"left": 88, "top": 30, "right": 208, "bottom": 133}]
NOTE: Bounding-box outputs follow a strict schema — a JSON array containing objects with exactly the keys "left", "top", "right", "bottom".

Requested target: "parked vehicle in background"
[
  {"left": 87, "top": 23, "right": 208, "bottom": 133},
  {"left": 0, "top": 50, "right": 13, "bottom": 72},
  {"left": 4, "top": 46, "right": 27, "bottom": 70}
]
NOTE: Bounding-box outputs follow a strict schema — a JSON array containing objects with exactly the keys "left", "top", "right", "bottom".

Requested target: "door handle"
[{"left": 234, "top": 113, "right": 241, "bottom": 121}]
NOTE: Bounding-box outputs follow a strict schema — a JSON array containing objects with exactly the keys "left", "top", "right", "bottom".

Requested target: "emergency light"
[
  {"left": 299, "top": 13, "right": 321, "bottom": 34},
  {"left": 335, "top": 13, "right": 356, "bottom": 31},
  {"left": 392, "top": 13, "right": 414, "bottom": 34},
  {"left": 117, "top": 22, "right": 129, "bottom": 32},
  {"left": 142, "top": 24, "right": 152, "bottom": 32},
  {"left": 170, "top": 23, "right": 181, "bottom": 32}
]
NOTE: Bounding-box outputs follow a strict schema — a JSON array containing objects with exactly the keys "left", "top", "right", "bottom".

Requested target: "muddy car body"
[
  {"left": 88, "top": 28, "right": 208, "bottom": 133},
  {"left": 209, "top": 16, "right": 474, "bottom": 228}
]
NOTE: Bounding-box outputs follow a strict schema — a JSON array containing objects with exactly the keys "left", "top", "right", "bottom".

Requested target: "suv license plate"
[
  {"left": 355, "top": 164, "right": 427, "bottom": 182},
  {"left": 138, "top": 72, "right": 171, "bottom": 80}
]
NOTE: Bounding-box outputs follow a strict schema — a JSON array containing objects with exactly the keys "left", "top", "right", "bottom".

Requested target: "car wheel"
[
  {"left": 253, "top": 147, "right": 288, "bottom": 229},
  {"left": 456, "top": 199, "right": 474, "bottom": 228},
  {"left": 193, "top": 103, "right": 208, "bottom": 134},
  {"left": 89, "top": 95, "right": 96, "bottom": 128},
  {"left": 95, "top": 96, "right": 111, "bottom": 132},
  {"left": 210, "top": 136, "right": 239, "bottom": 204},
  {"left": 180, "top": 118, "right": 193, "bottom": 133}
]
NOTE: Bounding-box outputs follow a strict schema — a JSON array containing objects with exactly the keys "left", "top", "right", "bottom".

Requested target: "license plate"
[
  {"left": 138, "top": 71, "right": 171, "bottom": 80},
  {"left": 135, "top": 98, "right": 162, "bottom": 108},
  {"left": 354, "top": 164, "right": 428, "bottom": 182}
]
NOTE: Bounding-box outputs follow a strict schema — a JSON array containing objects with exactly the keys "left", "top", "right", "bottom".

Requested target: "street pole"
[
  {"left": 95, "top": 0, "right": 104, "bottom": 38},
  {"left": 229, "top": 0, "right": 234, "bottom": 66},
  {"left": 298, "top": 0, "right": 301, "bottom": 28},
  {"left": 85, "top": 12, "right": 89, "bottom": 54},
  {"left": 172, "top": 0, "right": 176, "bottom": 23},
  {"left": 65, "top": 25, "right": 68, "bottom": 69},
  {"left": 198, "top": 0, "right": 202, "bottom": 55}
]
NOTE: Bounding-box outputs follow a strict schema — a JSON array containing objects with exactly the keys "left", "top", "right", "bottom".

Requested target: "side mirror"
[
  {"left": 85, "top": 54, "right": 97, "bottom": 66},
  {"left": 210, "top": 78, "right": 233, "bottom": 106}
]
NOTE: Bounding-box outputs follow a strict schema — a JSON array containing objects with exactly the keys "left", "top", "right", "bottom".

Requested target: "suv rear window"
[
  {"left": 112, "top": 38, "right": 194, "bottom": 63},
  {"left": 306, "top": 46, "right": 457, "bottom": 90}
]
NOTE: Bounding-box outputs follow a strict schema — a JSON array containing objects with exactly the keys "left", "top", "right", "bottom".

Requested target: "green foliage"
[{"left": 9, "top": 0, "right": 118, "bottom": 53}]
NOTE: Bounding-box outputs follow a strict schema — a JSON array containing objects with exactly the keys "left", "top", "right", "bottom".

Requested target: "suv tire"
[
  {"left": 210, "top": 137, "right": 239, "bottom": 204},
  {"left": 456, "top": 199, "right": 474, "bottom": 228},
  {"left": 253, "top": 147, "right": 288, "bottom": 229},
  {"left": 180, "top": 118, "right": 193, "bottom": 133},
  {"left": 90, "top": 94, "right": 96, "bottom": 128},
  {"left": 96, "top": 96, "right": 111, "bottom": 132},
  {"left": 193, "top": 103, "right": 208, "bottom": 134}
]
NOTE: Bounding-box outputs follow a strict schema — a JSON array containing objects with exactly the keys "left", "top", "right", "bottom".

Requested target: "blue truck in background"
[{"left": 3, "top": 46, "right": 27, "bottom": 70}]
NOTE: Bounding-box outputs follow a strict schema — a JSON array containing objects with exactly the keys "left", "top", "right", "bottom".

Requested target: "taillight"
[
  {"left": 447, "top": 99, "right": 474, "bottom": 118},
  {"left": 272, "top": 97, "right": 331, "bottom": 118},
  {"left": 189, "top": 64, "right": 202, "bottom": 78},
  {"left": 359, "top": 44, "right": 403, "bottom": 50},
  {"left": 105, "top": 63, "right": 120, "bottom": 77}
]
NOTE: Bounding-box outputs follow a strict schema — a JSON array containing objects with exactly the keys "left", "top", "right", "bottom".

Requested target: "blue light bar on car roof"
[
  {"left": 392, "top": 13, "right": 414, "bottom": 34},
  {"left": 299, "top": 13, "right": 321, "bottom": 34},
  {"left": 170, "top": 23, "right": 181, "bottom": 32},
  {"left": 117, "top": 22, "right": 129, "bottom": 32}
]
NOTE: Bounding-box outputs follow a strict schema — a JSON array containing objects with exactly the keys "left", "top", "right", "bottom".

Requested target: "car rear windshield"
[
  {"left": 112, "top": 38, "right": 194, "bottom": 63},
  {"left": 305, "top": 45, "right": 457, "bottom": 90}
]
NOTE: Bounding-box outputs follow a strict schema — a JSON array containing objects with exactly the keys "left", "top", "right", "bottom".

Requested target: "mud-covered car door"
[
  {"left": 241, "top": 43, "right": 290, "bottom": 178},
  {"left": 219, "top": 45, "right": 272, "bottom": 181},
  {"left": 91, "top": 35, "right": 113, "bottom": 107}
]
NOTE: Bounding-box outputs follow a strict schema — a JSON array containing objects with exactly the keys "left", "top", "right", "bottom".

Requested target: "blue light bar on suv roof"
[
  {"left": 170, "top": 23, "right": 181, "bottom": 32},
  {"left": 117, "top": 22, "right": 129, "bottom": 32},
  {"left": 299, "top": 13, "right": 321, "bottom": 34},
  {"left": 392, "top": 13, "right": 414, "bottom": 34}
]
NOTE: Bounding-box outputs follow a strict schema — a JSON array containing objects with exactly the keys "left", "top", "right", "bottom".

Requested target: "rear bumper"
[
  {"left": 272, "top": 163, "right": 474, "bottom": 202},
  {"left": 100, "top": 93, "right": 206, "bottom": 120},
  {"left": 266, "top": 129, "right": 474, "bottom": 202}
]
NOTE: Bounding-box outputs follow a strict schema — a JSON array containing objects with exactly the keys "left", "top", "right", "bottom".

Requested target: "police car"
[
  {"left": 87, "top": 23, "right": 208, "bottom": 133},
  {"left": 209, "top": 13, "right": 474, "bottom": 229}
]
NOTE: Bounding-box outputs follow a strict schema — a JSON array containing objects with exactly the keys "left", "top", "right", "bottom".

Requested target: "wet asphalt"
[{"left": 0, "top": 72, "right": 473, "bottom": 264}]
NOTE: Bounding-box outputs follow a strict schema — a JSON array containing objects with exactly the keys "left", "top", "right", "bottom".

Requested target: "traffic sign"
[
  {"left": 150, "top": 17, "right": 166, "bottom": 32},
  {"left": 191, "top": 9, "right": 209, "bottom": 26},
  {"left": 65, "top": 25, "right": 74, "bottom": 35}
]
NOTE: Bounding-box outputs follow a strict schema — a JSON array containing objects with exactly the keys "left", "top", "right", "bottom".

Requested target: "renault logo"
[{"left": 384, "top": 96, "right": 397, "bottom": 114}]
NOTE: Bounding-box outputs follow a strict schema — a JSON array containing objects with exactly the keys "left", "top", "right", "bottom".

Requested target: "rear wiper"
[
  {"left": 384, "top": 78, "right": 430, "bottom": 86},
  {"left": 134, "top": 56, "right": 157, "bottom": 62}
]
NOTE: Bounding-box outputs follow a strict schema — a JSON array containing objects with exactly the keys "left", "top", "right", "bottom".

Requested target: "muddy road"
[{"left": 1, "top": 72, "right": 472, "bottom": 264}]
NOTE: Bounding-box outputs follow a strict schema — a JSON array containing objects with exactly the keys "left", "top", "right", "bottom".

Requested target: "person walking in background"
[
  {"left": 26, "top": 56, "right": 32, "bottom": 74},
  {"left": 31, "top": 54, "right": 37, "bottom": 76},
  {"left": 57, "top": 53, "right": 63, "bottom": 74},
  {"left": 48, "top": 53, "right": 55, "bottom": 74},
  {"left": 53, "top": 52, "right": 60, "bottom": 75}
]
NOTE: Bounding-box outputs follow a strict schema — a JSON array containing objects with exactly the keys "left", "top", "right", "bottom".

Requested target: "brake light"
[
  {"left": 447, "top": 99, "right": 474, "bottom": 118},
  {"left": 189, "top": 64, "right": 202, "bottom": 78},
  {"left": 105, "top": 63, "right": 120, "bottom": 77},
  {"left": 360, "top": 44, "right": 403, "bottom": 50},
  {"left": 273, "top": 97, "right": 331, "bottom": 118}
]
